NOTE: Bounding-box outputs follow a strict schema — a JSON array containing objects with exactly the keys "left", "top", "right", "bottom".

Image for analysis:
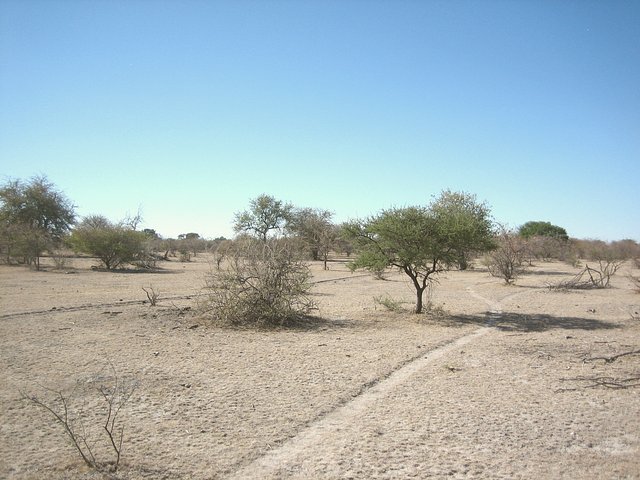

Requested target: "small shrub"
[
  {"left": 21, "top": 364, "right": 137, "bottom": 473},
  {"left": 69, "top": 216, "right": 149, "bottom": 270},
  {"left": 627, "top": 274, "right": 640, "bottom": 293},
  {"left": 373, "top": 295, "right": 404, "bottom": 312},
  {"left": 142, "top": 285, "right": 159, "bottom": 306},
  {"left": 485, "top": 229, "right": 527, "bottom": 284},
  {"left": 200, "top": 238, "right": 316, "bottom": 328},
  {"left": 51, "top": 251, "right": 72, "bottom": 270}
]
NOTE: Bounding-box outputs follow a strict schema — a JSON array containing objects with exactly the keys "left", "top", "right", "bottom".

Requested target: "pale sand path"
[{"left": 229, "top": 287, "right": 502, "bottom": 479}]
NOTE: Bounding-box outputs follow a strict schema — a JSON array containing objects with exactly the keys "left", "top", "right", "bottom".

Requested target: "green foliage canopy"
[
  {"left": 518, "top": 221, "right": 568, "bottom": 241},
  {"left": 69, "top": 215, "right": 149, "bottom": 270},
  {"left": 346, "top": 191, "right": 495, "bottom": 313},
  {"left": 0, "top": 176, "right": 76, "bottom": 268},
  {"left": 233, "top": 194, "right": 293, "bottom": 242}
]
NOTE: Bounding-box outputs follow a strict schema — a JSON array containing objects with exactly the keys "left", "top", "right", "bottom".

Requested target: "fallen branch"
[
  {"left": 557, "top": 375, "right": 640, "bottom": 392},
  {"left": 584, "top": 349, "right": 640, "bottom": 364}
]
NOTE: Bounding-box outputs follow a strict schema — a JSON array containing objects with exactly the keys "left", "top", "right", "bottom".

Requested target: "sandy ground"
[{"left": 1, "top": 255, "right": 639, "bottom": 479}]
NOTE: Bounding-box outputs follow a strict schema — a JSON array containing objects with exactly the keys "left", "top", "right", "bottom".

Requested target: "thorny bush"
[{"left": 200, "top": 238, "right": 316, "bottom": 328}]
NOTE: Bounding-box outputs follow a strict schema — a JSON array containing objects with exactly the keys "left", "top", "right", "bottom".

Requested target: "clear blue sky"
[{"left": 1, "top": 0, "right": 638, "bottom": 241}]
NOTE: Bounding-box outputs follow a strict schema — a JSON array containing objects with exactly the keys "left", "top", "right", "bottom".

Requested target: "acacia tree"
[
  {"left": 233, "top": 194, "right": 293, "bottom": 242},
  {"left": 346, "top": 191, "right": 495, "bottom": 313},
  {"left": 518, "top": 221, "right": 568, "bottom": 241},
  {"left": 69, "top": 215, "right": 150, "bottom": 270},
  {"left": 0, "top": 176, "right": 75, "bottom": 269},
  {"left": 178, "top": 232, "right": 205, "bottom": 257},
  {"left": 429, "top": 190, "right": 496, "bottom": 269}
]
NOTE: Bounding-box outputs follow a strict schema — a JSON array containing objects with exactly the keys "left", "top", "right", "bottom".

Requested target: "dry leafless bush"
[
  {"left": 21, "top": 363, "right": 137, "bottom": 473},
  {"left": 549, "top": 262, "right": 625, "bottom": 291},
  {"left": 142, "top": 285, "right": 159, "bottom": 306},
  {"left": 49, "top": 249, "right": 74, "bottom": 270},
  {"left": 200, "top": 238, "right": 317, "bottom": 328},
  {"left": 584, "top": 261, "right": 625, "bottom": 288},
  {"left": 485, "top": 229, "right": 528, "bottom": 284}
]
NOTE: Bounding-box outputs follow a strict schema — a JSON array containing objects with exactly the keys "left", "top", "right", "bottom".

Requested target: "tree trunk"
[{"left": 415, "top": 285, "right": 425, "bottom": 314}]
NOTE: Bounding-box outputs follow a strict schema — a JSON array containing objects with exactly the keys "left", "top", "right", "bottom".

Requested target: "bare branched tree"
[{"left": 485, "top": 228, "right": 528, "bottom": 284}]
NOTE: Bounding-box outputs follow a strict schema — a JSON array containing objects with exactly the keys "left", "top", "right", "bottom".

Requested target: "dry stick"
[
  {"left": 142, "top": 286, "right": 158, "bottom": 306},
  {"left": 583, "top": 376, "right": 640, "bottom": 389},
  {"left": 557, "top": 375, "right": 640, "bottom": 391},
  {"left": 21, "top": 389, "right": 97, "bottom": 469},
  {"left": 22, "top": 364, "right": 137, "bottom": 473},
  {"left": 98, "top": 365, "right": 137, "bottom": 471},
  {"left": 584, "top": 349, "right": 640, "bottom": 364}
]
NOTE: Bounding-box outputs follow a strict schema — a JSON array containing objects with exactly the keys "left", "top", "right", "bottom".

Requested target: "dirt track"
[{"left": 1, "top": 256, "right": 639, "bottom": 479}]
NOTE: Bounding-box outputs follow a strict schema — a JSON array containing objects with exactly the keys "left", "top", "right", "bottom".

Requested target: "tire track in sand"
[{"left": 228, "top": 286, "right": 503, "bottom": 479}]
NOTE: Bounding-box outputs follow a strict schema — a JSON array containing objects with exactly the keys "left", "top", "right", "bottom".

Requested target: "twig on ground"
[
  {"left": 21, "top": 363, "right": 137, "bottom": 473},
  {"left": 583, "top": 349, "right": 640, "bottom": 364},
  {"left": 142, "top": 286, "right": 159, "bottom": 306},
  {"left": 556, "top": 375, "right": 640, "bottom": 392}
]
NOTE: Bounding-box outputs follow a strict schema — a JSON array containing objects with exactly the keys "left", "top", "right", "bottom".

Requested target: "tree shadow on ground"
[
  {"left": 444, "top": 312, "right": 619, "bottom": 333},
  {"left": 524, "top": 269, "right": 577, "bottom": 277},
  {"left": 213, "top": 315, "right": 356, "bottom": 332},
  {"left": 91, "top": 267, "right": 181, "bottom": 274},
  {"left": 282, "top": 315, "right": 356, "bottom": 331}
]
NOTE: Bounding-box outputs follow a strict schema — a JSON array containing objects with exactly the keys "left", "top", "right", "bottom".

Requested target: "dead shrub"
[
  {"left": 485, "top": 229, "right": 527, "bottom": 284},
  {"left": 549, "top": 262, "right": 625, "bottom": 290},
  {"left": 51, "top": 251, "right": 73, "bottom": 270},
  {"left": 142, "top": 285, "right": 159, "bottom": 306},
  {"left": 200, "top": 238, "right": 317, "bottom": 328},
  {"left": 21, "top": 364, "right": 137, "bottom": 473}
]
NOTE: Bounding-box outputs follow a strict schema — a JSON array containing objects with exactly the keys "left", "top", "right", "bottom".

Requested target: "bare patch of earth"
[{"left": 1, "top": 256, "right": 639, "bottom": 479}]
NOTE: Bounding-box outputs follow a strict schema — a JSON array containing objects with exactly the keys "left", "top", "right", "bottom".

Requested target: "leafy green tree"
[
  {"left": 69, "top": 215, "right": 149, "bottom": 270},
  {"left": 178, "top": 232, "right": 205, "bottom": 257},
  {"left": 518, "top": 221, "right": 568, "bottom": 241},
  {"left": 429, "top": 190, "right": 496, "bottom": 269},
  {"left": 0, "top": 176, "right": 75, "bottom": 269},
  {"left": 233, "top": 194, "right": 293, "bottom": 242},
  {"left": 143, "top": 228, "right": 160, "bottom": 240},
  {"left": 346, "top": 191, "right": 495, "bottom": 313}
]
